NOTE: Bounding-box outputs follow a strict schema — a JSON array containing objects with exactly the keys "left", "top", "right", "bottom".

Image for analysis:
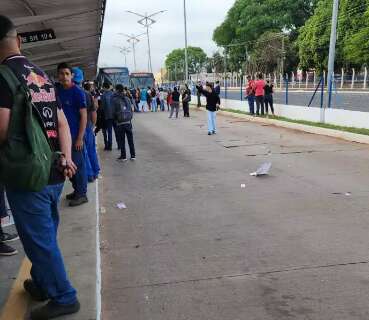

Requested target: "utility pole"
[
  {"left": 281, "top": 36, "right": 285, "bottom": 77},
  {"left": 183, "top": 0, "right": 189, "bottom": 82},
  {"left": 326, "top": 0, "right": 340, "bottom": 112},
  {"left": 114, "top": 46, "right": 131, "bottom": 67},
  {"left": 224, "top": 47, "right": 228, "bottom": 99},
  {"left": 126, "top": 10, "right": 166, "bottom": 73},
  {"left": 118, "top": 33, "right": 146, "bottom": 71}
]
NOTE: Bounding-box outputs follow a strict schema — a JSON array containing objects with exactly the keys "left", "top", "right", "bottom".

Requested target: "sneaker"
[
  {"left": 30, "top": 300, "right": 80, "bottom": 320},
  {"left": 69, "top": 196, "right": 88, "bottom": 207},
  {"left": 24, "top": 279, "right": 48, "bottom": 302},
  {"left": 66, "top": 192, "right": 76, "bottom": 200},
  {"left": 0, "top": 232, "right": 19, "bottom": 243},
  {"left": 130, "top": 157, "right": 136, "bottom": 161},
  {"left": 208, "top": 132, "right": 212, "bottom": 136},
  {"left": 117, "top": 156, "right": 128, "bottom": 162},
  {"left": 212, "top": 131, "right": 216, "bottom": 135},
  {"left": 0, "top": 243, "right": 18, "bottom": 256}
]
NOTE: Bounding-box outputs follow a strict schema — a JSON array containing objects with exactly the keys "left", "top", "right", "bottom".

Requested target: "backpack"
[
  {"left": 0, "top": 65, "right": 56, "bottom": 192},
  {"left": 116, "top": 96, "right": 133, "bottom": 123}
]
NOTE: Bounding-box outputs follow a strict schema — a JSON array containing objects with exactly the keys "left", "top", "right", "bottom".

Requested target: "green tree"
[
  {"left": 297, "top": 0, "right": 369, "bottom": 71},
  {"left": 165, "top": 47, "right": 208, "bottom": 80},
  {"left": 213, "top": 0, "right": 317, "bottom": 72}
]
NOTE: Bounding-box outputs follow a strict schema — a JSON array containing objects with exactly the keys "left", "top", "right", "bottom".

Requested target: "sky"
[{"left": 98, "top": 0, "right": 235, "bottom": 74}]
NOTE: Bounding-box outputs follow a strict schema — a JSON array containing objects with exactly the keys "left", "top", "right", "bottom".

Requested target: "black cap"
[{"left": 0, "top": 15, "right": 15, "bottom": 42}]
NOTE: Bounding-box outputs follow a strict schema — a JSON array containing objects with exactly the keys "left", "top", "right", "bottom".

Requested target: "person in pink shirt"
[{"left": 254, "top": 73, "right": 265, "bottom": 115}]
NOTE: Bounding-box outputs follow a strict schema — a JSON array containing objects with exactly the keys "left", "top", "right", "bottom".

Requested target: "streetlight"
[
  {"left": 118, "top": 33, "right": 146, "bottom": 72},
  {"left": 114, "top": 46, "right": 131, "bottom": 67},
  {"left": 183, "top": 0, "right": 189, "bottom": 83},
  {"left": 126, "top": 10, "right": 166, "bottom": 73}
]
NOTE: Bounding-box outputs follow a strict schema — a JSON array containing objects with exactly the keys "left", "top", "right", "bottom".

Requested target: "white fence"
[{"left": 190, "top": 68, "right": 369, "bottom": 90}]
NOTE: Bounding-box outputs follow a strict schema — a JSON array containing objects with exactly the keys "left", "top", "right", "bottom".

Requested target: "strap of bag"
[{"left": 0, "top": 65, "right": 21, "bottom": 97}]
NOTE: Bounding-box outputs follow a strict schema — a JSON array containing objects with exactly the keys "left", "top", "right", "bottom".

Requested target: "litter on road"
[
  {"left": 116, "top": 202, "right": 127, "bottom": 210},
  {"left": 250, "top": 162, "right": 272, "bottom": 176}
]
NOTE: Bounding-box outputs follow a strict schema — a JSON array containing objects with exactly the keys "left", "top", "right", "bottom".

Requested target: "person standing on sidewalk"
[
  {"left": 169, "top": 87, "right": 180, "bottom": 119},
  {"left": 214, "top": 80, "right": 221, "bottom": 96},
  {"left": 101, "top": 82, "right": 114, "bottom": 150},
  {"left": 182, "top": 84, "right": 191, "bottom": 117},
  {"left": 0, "top": 15, "right": 80, "bottom": 318},
  {"left": 264, "top": 79, "right": 274, "bottom": 116},
  {"left": 196, "top": 81, "right": 202, "bottom": 107},
  {"left": 245, "top": 75, "right": 255, "bottom": 115},
  {"left": 56, "top": 62, "right": 88, "bottom": 207},
  {"left": 0, "top": 185, "right": 18, "bottom": 256},
  {"left": 255, "top": 73, "right": 265, "bottom": 116},
  {"left": 197, "top": 82, "right": 220, "bottom": 135},
  {"left": 112, "top": 84, "right": 136, "bottom": 161},
  {"left": 167, "top": 89, "right": 172, "bottom": 112},
  {"left": 83, "top": 82, "right": 100, "bottom": 182}
]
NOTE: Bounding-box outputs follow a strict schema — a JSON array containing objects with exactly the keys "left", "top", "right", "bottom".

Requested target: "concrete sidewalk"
[{"left": 0, "top": 181, "right": 100, "bottom": 320}]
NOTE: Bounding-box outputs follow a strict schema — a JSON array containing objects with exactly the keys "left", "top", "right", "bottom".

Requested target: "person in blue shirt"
[{"left": 56, "top": 63, "right": 88, "bottom": 207}]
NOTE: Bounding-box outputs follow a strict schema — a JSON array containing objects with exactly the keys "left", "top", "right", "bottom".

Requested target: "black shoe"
[
  {"left": 212, "top": 131, "right": 216, "bottom": 135},
  {"left": 208, "top": 132, "right": 212, "bottom": 135},
  {"left": 117, "top": 156, "right": 128, "bottom": 162},
  {"left": 0, "top": 243, "right": 18, "bottom": 256},
  {"left": 66, "top": 192, "right": 76, "bottom": 200},
  {"left": 0, "top": 232, "right": 19, "bottom": 243},
  {"left": 69, "top": 196, "right": 88, "bottom": 207},
  {"left": 24, "top": 279, "right": 48, "bottom": 302},
  {"left": 30, "top": 300, "right": 80, "bottom": 320}
]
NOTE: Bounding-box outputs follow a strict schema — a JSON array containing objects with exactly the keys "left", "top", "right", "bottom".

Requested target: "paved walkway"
[{"left": 100, "top": 109, "right": 369, "bottom": 320}]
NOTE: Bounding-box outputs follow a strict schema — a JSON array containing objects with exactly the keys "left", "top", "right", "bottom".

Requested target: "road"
[
  {"left": 221, "top": 89, "right": 369, "bottom": 112},
  {"left": 100, "top": 109, "right": 369, "bottom": 320}
]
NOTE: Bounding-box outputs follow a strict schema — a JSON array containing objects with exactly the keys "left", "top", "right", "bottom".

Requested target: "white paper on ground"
[
  {"left": 250, "top": 162, "right": 272, "bottom": 176},
  {"left": 116, "top": 202, "right": 127, "bottom": 210}
]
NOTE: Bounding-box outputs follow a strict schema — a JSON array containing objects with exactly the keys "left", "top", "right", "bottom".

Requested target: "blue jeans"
[
  {"left": 247, "top": 96, "right": 255, "bottom": 114},
  {"left": 151, "top": 99, "right": 157, "bottom": 112},
  {"left": 7, "top": 184, "right": 77, "bottom": 305},
  {"left": 103, "top": 119, "right": 114, "bottom": 150},
  {"left": 85, "top": 126, "right": 100, "bottom": 179},
  {"left": 207, "top": 110, "right": 217, "bottom": 133},
  {"left": 0, "top": 184, "right": 7, "bottom": 219},
  {"left": 71, "top": 141, "right": 87, "bottom": 197}
]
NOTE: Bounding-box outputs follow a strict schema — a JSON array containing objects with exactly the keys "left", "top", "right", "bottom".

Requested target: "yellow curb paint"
[{"left": 0, "top": 258, "right": 31, "bottom": 320}]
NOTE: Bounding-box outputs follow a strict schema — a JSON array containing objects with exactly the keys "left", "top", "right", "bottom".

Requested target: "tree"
[
  {"left": 165, "top": 47, "right": 208, "bottom": 80},
  {"left": 297, "top": 0, "right": 369, "bottom": 71},
  {"left": 212, "top": 0, "right": 318, "bottom": 72}
]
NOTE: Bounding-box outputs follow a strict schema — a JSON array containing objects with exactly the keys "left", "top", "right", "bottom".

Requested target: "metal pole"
[
  {"left": 145, "top": 21, "right": 152, "bottom": 73},
  {"left": 183, "top": 0, "right": 189, "bottom": 82},
  {"left": 326, "top": 0, "right": 340, "bottom": 112},
  {"left": 281, "top": 36, "right": 285, "bottom": 77},
  {"left": 224, "top": 48, "right": 228, "bottom": 100},
  {"left": 132, "top": 41, "right": 137, "bottom": 71}
]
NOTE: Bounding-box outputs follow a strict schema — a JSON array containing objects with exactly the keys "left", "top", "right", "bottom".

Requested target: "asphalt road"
[
  {"left": 101, "top": 109, "right": 369, "bottom": 320},
  {"left": 221, "top": 89, "right": 369, "bottom": 112}
]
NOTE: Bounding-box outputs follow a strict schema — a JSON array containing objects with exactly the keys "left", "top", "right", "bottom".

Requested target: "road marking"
[
  {"left": 0, "top": 258, "right": 31, "bottom": 320},
  {"left": 95, "top": 179, "right": 102, "bottom": 320}
]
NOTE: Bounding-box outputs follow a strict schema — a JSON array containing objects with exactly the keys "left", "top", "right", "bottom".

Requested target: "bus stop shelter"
[{"left": 2, "top": 0, "right": 106, "bottom": 79}]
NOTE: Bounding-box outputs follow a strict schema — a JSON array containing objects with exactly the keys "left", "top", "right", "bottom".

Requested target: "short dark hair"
[
  {"left": 83, "top": 82, "right": 91, "bottom": 91},
  {"left": 115, "top": 84, "right": 124, "bottom": 92},
  {"left": 0, "top": 15, "right": 16, "bottom": 42},
  {"left": 102, "top": 82, "right": 110, "bottom": 89},
  {"left": 57, "top": 62, "right": 72, "bottom": 73},
  {"left": 216, "top": 80, "right": 220, "bottom": 84}
]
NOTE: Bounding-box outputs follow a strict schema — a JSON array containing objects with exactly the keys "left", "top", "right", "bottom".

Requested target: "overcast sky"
[{"left": 98, "top": 0, "right": 235, "bottom": 73}]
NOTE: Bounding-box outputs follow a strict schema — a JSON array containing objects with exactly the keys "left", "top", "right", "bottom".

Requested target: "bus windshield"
[
  {"left": 130, "top": 73, "right": 155, "bottom": 89},
  {"left": 97, "top": 67, "right": 130, "bottom": 87}
]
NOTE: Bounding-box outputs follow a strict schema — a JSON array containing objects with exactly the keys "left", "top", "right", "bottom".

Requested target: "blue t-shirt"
[
  {"left": 140, "top": 89, "right": 147, "bottom": 101},
  {"left": 56, "top": 84, "right": 86, "bottom": 140}
]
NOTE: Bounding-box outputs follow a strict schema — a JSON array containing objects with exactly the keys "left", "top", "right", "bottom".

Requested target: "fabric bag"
[{"left": 0, "top": 65, "right": 54, "bottom": 192}]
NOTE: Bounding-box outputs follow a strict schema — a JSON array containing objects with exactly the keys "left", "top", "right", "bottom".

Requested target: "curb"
[{"left": 191, "top": 105, "right": 369, "bottom": 145}]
